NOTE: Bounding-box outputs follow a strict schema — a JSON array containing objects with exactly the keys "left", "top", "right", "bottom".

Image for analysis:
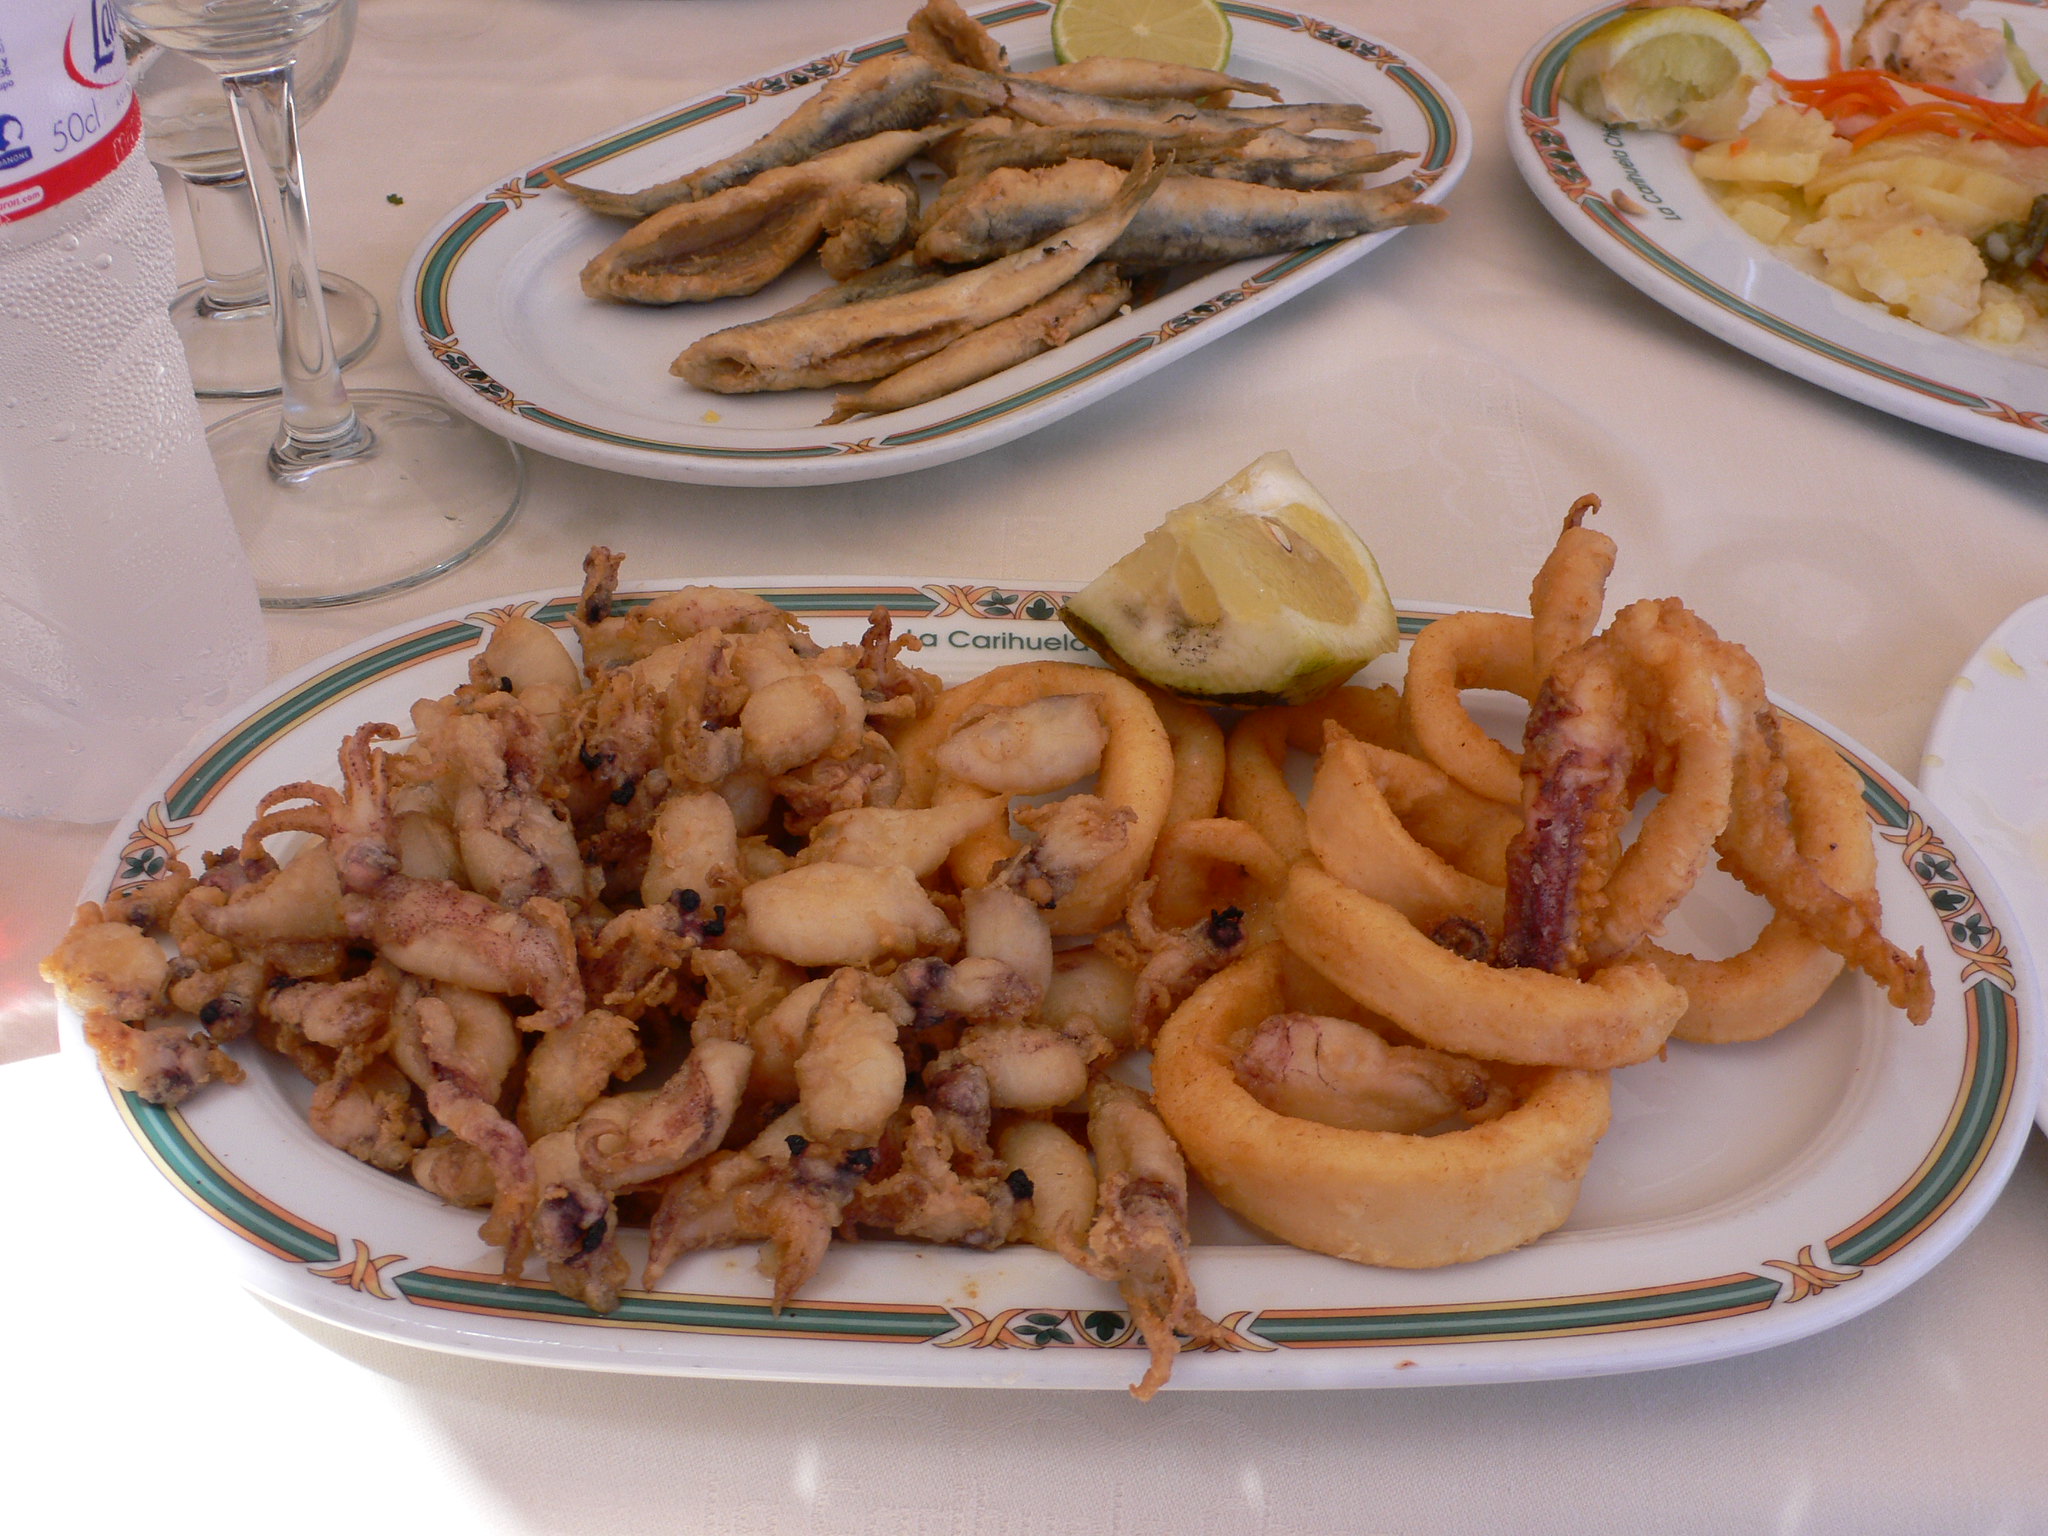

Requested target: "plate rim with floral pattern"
[
  {"left": 398, "top": 3, "right": 1469, "bottom": 488},
  {"left": 1508, "top": 0, "right": 2048, "bottom": 465},
  {"left": 61, "top": 581, "right": 2040, "bottom": 1390}
]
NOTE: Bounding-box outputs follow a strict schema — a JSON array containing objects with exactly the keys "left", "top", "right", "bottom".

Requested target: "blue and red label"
[{"left": 0, "top": 0, "right": 137, "bottom": 223}]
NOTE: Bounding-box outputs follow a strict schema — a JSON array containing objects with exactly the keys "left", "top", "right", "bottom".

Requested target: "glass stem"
[
  {"left": 180, "top": 169, "right": 269, "bottom": 314},
  {"left": 218, "top": 61, "right": 371, "bottom": 474}
]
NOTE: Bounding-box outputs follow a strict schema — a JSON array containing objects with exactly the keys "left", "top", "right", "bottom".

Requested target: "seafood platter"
[
  {"left": 401, "top": 1, "right": 1468, "bottom": 486},
  {"left": 49, "top": 463, "right": 2040, "bottom": 1393},
  {"left": 1512, "top": 0, "right": 2048, "bottom": 465}
]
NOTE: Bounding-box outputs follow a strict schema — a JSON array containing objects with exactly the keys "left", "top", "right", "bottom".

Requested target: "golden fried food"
[
  {"left": 1281, "top": 866, "right": 1689, "bottom": 1069},
  {"left": 1647, "top": 714, "right": 1875, "bottom": 1043},
  {"left": 1305, "top": 727, "right": 1506, "bottom": 935},
  {"left": 1220, "top": 683, "right": 1408, "bottom": 863},
  {"left": 1399, "top": 610, "right": 1537, "bottom": 807},
  {"left": 895, "top": 659, "right": 1173, "bottom": 934},
  {"left": 1153, "top": 947, "right": 1611, "bottom": 1267}
]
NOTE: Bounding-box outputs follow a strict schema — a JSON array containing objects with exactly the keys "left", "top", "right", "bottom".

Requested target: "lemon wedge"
[
  {"left": 1561, "top": 5, "right": 1771, "bottom": 134},
  {"left": 1062, "top": 451, "right": 1399, "bottom": 707},
  {"left": 1050, "top": 0, "right": 1234, "bottom": 69}
]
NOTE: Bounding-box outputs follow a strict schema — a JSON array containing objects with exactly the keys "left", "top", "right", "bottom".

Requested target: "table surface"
[{"left": 9, "top": 2, "right": 2048, "bottom": 1531}]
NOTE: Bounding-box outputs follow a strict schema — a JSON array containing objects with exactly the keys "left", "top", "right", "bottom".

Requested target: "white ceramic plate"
[
  {"left": 399, "top": 4, "right": 1468, "bottom": 486},
  {"left": 1509, "top": 1, "right": 2048, "bottom": 464},
  {"left": 1921, "top": 594, "right": 2048, "bottom": 1133},
  {"left": 65, "top": 583, "right": 2039, "bottom": 1389}
]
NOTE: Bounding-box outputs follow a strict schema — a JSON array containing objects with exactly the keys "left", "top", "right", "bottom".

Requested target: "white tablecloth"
[{"left": 7, "top": 2, "right": 2048, "bottom": 1530}]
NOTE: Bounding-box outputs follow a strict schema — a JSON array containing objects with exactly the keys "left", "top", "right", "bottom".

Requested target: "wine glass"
[
  {"left": 115, "top": 0, "right": 523, "bottom": 611},
  {"left": 128, "top": 0, "right": 378, "bottom": 400}
]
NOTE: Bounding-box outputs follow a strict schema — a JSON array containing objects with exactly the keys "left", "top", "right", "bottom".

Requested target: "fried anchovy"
[
  {"left": 1017, "top": 58, "right": 1282, "bottom": 101},
  {"left": 557, "top": 53, "right": 951, "bottom": 220},
  {"left": 935, "top": 63, "right": 1377, "bottom": 137},
  {"left": 581, "top": 126, "right": 954, "bottom": 304},
  {"left": 939, "top": 119, "right": 1410, "bottom": 191},
  {"left": 769, "top": 252, "right": 958, "bottom": 318},
  {"left": 823, "top": 263, "right": 1130, "bottom": 422},
  {"left": 918, "top": 159, "right": 1442, "bottom": 268},
  {"left": 674, "top": 152, "right": 1166, "bottom": 393}
]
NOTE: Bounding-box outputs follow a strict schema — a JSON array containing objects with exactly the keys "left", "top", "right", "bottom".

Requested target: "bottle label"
[{"left": 0, "top": 0, "right": 138, "bottom": 224}]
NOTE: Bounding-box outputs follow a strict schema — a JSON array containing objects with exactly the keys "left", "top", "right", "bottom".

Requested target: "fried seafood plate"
[
  {"left": 1154, "top": 494, "right": 1933, "bottom": 1271},
  {"left": 44, "top": 506, "right": 1933, "bottom": 1395},
  {"left": 566, "top": 0, "right": 1442, "bottom": 420}
]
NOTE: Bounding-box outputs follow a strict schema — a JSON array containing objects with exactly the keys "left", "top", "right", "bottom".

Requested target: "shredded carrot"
[
  {"left": 1769, "top": 40, "right": 2048, "bottom": 151},
  {"left": 1678, "top": 134, "right": 1711, "bottom": 151},
  {"left": 1729, "top": 136, "right": 1751, "bottom": 155},
  {"left": 1813, "top": 4, "right": 1843, "bottom": 75}
]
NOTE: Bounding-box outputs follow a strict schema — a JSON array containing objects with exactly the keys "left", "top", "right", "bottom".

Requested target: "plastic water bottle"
[{"left": 0, "top": 0, "right": 267, "bottom": 823}]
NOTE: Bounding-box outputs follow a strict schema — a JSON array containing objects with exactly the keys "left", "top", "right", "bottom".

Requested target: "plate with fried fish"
[{"left": 401, "top": 3, "right": 1467, "bottom": 486}]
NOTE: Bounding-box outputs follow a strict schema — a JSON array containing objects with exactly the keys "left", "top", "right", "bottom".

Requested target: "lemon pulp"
[
  {"left": 1062, "top": 451, "right": 1398, "bottom": 707},
  {"left": 1050, "top": 0, "right": 1234, "bottom": 69},
  {"left": 1561, "top": 6, "right": 1771, "bottom": 134}
]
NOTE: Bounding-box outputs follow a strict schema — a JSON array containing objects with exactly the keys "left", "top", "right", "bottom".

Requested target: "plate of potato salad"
[{"left": 1513, "top": 0, "right": 2048, "bottom": 463}]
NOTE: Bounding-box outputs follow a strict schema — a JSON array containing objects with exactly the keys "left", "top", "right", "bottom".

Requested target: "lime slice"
[
  {"left": 1062, "top": 452, "right": 1399, "bottom": 707},
  {"left": 1560, "top": 5, "right": 1771, "bottom": 134},
  {"left": 1050, "top": 0, "right": 1233, "bottom": 69}
]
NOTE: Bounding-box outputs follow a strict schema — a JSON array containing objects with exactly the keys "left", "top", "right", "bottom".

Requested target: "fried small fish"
[
  {"left": 674, "top": 152, "right": 1166, "bottom": 393},
  {"left": 1017, "top": 58, "right": 1283, "bottom": 102},
  {"left": 935, "top": 119, "right": 1409, "bottom": 192},
  {"left": 823, "top": 263, "right": 1130, "bottom": 422},
  {"left": 916, "top": 159, "right": 1442, "bottom": 268},
  {"left": 581, "top": 127, "right": 951, "bottom": 305},
  {"left": 769, "top": 253, "right": 957, "bottom": 318},
  {"left": 936, "top": 64, "right": 1377, "bottom": 137},
  {"left": 557, "top": 54, "right": 951, "bottom": 221}
]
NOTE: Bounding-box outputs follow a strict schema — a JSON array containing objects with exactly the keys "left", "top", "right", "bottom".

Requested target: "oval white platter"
[
  {"left": 399, "top": 4, "right": 1468, "bottom": 486},
  {"left": 1921, "top": 592, "right": 2048, "bottom": 1133},
  {"left": 66, "top": 582, "right": 2040, "bottom": 1390},
  {"left": 1509, "top": 0, "right": 2048, "bottom": 464}
]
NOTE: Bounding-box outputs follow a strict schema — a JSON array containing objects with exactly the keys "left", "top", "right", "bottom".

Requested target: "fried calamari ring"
[
  {"left": 1145, "top": 685, "right": 1226, "bottom": 839},
  {"left": 895, "top": 661, "right": 1172, "bottom": 934},
  {"left": 1147, "top": 817, "right": 1288, "bottom": 933},
  {"left": 1282, "top": 867, "right": 1687, "bottom": 1069},
  {"left": 1221, "top": 685, "right": 1408, "bottom": 864},
  {"left": 1501, "top": 598, "right": 1741, "bottom": 975},
  {"left": 1646, "top": 715, "right": 1874, "bottom": 1043},
  {"left": 1400, "top": 611, "right": 1536, "bottom": 806},
  {"left": 1153, "top": 946, "right": 1611, "bottom": 1267},
  {"left": 1306, "top": 728, "right": 1505, "bottom": 935},
  {"left": 1529, "top": 494, "right": 1616, "bottom": 676}
]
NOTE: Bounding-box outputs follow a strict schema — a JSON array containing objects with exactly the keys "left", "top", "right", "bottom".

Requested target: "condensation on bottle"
[{"left": 0, "top": 0, "right": 267, "bottom": 823}]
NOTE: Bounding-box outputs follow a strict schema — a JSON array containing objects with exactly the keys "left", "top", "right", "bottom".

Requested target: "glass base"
[
  {"left": 172, "top": 271, "right": 381, "bottom": 400},
  {"left": 208, "top": 388, "right": 525, "bottom": 609}
]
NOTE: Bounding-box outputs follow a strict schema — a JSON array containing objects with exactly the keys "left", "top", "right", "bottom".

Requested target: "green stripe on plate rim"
[
  {"left": 396, "top": 1270, "right": 957, "bottom": 1337},
  {"left": 1523, "top": 12, "right": 2016, "bottom": 420},
  {"left": 415, "top": 204, "right": 504, "bottom": 339},
  {"left": 1831, "top": 979, "right": 2013, "bottom": 1267},
  {"left": 121, "top": 1092, "right": 340, "bottom": 1264},
  {"left": 412, "top": 8, "right": 1461, "bottom": 457},
  {"left": 1252, "top": 1274, "right": 1779, "bottom": 1344}
]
